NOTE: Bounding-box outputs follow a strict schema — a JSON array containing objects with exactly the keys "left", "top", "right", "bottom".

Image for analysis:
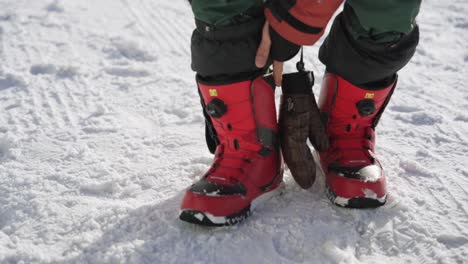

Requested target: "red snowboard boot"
[
  {"left": 179, "top": 76, "right": 284, "bottom": 226},
  {"left": 318, "top": 73, "right": 396, "bottom": 208}
]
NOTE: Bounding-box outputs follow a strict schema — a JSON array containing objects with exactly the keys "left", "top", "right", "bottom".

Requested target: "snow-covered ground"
[{"left": 0, "top": 0, "right": 467, "bottom": 263}]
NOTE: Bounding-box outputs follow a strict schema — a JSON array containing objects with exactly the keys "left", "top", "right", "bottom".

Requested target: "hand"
[{"left": 255, "top": 22, "right": 284, "bottom": 87}]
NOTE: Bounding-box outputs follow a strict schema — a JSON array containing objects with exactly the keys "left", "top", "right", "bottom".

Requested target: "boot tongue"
[
  {"left": 206, "top": 143, "right": 255, "bottom": 184},
  {"left": 339, "top": 149, "right": 372, "bottom": 166}
]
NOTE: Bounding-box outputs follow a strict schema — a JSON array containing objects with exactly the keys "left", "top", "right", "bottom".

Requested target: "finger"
[
  {"left": 273, "top": 61, "right": 283, "bottom": 86},
  {"left": 308, "top": 97, "right": 330, "bottom": 152},
  {"left": 255, "top": 22, "right": 271, "bottom": 68}
]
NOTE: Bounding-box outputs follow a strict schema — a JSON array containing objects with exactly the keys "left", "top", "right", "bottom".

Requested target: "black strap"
[
  {"left": 269, "top": 1, "right": 323, "bottom": 35},
  {"left": 296, "top": 47, "right": 305, "bottom": 72}
]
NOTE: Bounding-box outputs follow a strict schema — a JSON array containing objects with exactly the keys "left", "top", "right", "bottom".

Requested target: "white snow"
[
  {"left": 358, "top": 165, "right": 382, "bottom": 182},
  {"left": 0, "top": 0, "right": 467, "bottom": 263},
  {"left": 333, "top": 196, "right": 350, "bottom": 207},
  {"left": 362, "top": 190, "right": 386, "bottom": 204}
]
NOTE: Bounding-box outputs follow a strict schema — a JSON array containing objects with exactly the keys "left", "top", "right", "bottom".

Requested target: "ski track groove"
[
  {"left": 121, "top": 0, "right": 169, "bottom": 53},
  {"left": 53, "top": 79, "right": 79, "bottom": 129},
  {"left": 0, "top": 24, "right": 4, "bottom": 58},
  {"left": 395, "top": 80, "right": 468, "bottom": 219},
  {"left": 54, "top": 24, "right": 108, "bottom": 131},
  {"left": 430, "top": 171, "right": 468, "bottom": 217},
  {"left": 119, "top": 0, "right": 180, "bottom": 75},
  {"left": 400, "top": 168, "right": 468, "bottom": 237},
  {"left": 147, "top": 1, "right": 190, "bottom": 57},
  {"left": 434, "top": 171, "right": 468, "bottom": 217},
  {"left": 8, "top": 21, "right": 51, "bottom": 131},
  {"left": 52, "top": 25, "right": 89, "bottom": 129},
  {"left": 426, "top": 188, "right": 467, "bottom": 234},
  {"left": 26, "top": 24, "right": 69, "bottom": 131},
  {"left": 9, "top": 19, "right": 51, "bottom": 131},
  {"left": 46, "top": 22, "right": 93, "bottom": 130},
  {"left": 66, "top": 19, "right": 104, "bottom": 117}
]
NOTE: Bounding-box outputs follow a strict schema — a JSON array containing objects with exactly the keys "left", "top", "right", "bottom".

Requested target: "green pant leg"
[
  {"left": 191, "top": 0, "right": 260, "bottom": 26},
  {"left": 346, "top": 0, "right": 421, "bottom": 42},
  {"left": 318, "top": 2, "right": 420, "bottom": 85}
]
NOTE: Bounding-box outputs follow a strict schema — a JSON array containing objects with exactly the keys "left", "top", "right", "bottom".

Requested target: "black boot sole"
[
  {"left": 325, "top": 184, "right": 386, "bottom": 209},
  {"left": 179, "top": 206, "right": 251, "bottom": 227},
  {"left": 179, "top": 182, "right": 284, "bottom": 226},
  {"left": 312, "top": 152, "right": 386, "bottom": 209}
]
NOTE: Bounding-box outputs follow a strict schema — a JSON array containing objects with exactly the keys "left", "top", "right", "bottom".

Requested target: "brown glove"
[{"left": 279, "top": 71, "right": 329, "bottom": 189}]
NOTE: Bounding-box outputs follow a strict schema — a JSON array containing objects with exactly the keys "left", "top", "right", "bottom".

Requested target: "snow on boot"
[
  {"left": 318, "top": 72, "right": 396, "bottom": 208},
  {"left": 179, "top": 75, "right": 284, "bottom": 226}
]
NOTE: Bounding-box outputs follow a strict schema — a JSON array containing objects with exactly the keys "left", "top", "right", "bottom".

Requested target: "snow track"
[{"left": 0, "top": 0, "right": 467, "bottom": 263}]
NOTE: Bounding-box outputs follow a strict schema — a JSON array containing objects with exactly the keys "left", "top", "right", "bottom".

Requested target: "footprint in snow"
[
  {"left": 46, "top": 0, "right": 64, "bottom": 13},
  {"left": 104, "top": 67, "right": 150, "bottom": 78},
  {"left": 105, "top": 37, "right": 157, "bottom": 62},
  {"left": 454, "top": 114, "right": 468, "bottom": 123},
  {"left": 390, "top": 105, "right": 421, "bottom": 113},
  {"left": 0, "top": 73, "right": 26, "bottom": 90},
  {"left": 30, "top": 64, "right": 79, "bottom": 79},
  {"left": 395, "top": 112, "right": 443, "bottom": 126},
  {"left": 436, "top": 234, "right": 468, "bottom": 249}
]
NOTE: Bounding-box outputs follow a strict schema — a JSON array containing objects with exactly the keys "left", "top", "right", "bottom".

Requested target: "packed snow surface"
[{"left": 0, "top": 0, "right": 467, "bottom": 263}]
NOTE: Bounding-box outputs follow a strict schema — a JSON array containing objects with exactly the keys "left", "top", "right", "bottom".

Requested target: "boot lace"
[{"left": 206, "top": 117, "right": 263, "bottom": 184}]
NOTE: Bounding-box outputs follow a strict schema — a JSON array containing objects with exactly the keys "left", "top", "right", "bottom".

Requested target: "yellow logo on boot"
[
  {"left": 365, "top": 93, "right": 375, "bottom": 99},
  {"left": 209, "top": 89, "right": 218, "bottom": 96}
]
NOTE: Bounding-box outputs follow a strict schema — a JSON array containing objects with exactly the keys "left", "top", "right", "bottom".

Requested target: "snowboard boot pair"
[
  {"left": 318, "top": 72, "right": 397, "bottom": 208},
  {"left": 179, "top": 75, "right": 284, "bottom": 226}
]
